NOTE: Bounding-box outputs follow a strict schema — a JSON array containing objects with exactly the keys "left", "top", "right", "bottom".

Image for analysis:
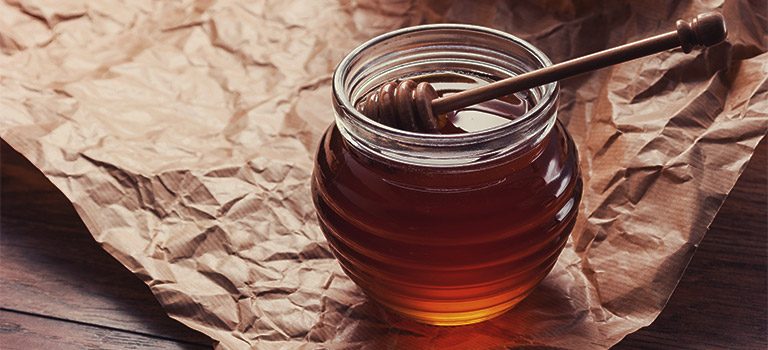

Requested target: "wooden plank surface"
[
  {"left": 0, "top": 309, "right": 208, "bottom": 350},
  {"left": 0, "top": 141, "right": 213, "bottom": 348},
  {"left": 1, "top": 137, "right": 766, "bottom": 349},
  {"left": 617, "top": 138, "right": 768, "bottom": 349}
]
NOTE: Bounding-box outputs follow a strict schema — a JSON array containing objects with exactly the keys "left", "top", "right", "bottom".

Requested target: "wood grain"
[
  {"left": 0, "top": 137, "right": 765, "bottom": 349},
  {"left": 0, "top": 141, "right": 212, "bottom": 348},
  {"left": 617, "top": 138, "right": 768, "bottom": 349},
  {"left": 0, "top": 310, "right": 208, "bottom": 350}
]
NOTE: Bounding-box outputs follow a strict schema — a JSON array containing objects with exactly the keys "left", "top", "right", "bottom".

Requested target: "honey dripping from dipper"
[{"left": 356, "top": 72, "right": 533, "bottom": 134}]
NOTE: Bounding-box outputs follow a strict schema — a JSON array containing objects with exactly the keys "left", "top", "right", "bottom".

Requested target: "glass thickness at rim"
[{"left": 332, "top": 23, "right": 558, "bottom": 146}]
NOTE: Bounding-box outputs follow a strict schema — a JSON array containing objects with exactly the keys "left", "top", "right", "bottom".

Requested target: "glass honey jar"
[{"left": 312, "top": 24, "right": 582, "bottom": 326}]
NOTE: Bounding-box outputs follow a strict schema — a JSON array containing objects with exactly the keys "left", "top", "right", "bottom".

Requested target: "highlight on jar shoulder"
[{"left": 311, "top": 14, "right": 726, "bottom": 326}]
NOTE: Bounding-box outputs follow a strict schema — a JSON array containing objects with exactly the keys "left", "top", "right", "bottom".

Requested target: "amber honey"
[
  {"left": 314, "top": 72, "right": 580, "bottom": 325},
  {"left": 313, "top": 24, "right": 582, "bottom": 326}
]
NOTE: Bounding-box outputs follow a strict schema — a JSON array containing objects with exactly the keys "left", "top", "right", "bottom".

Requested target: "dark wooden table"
[{"left": 1, "top": 139, "right": 765, "bottom": 349}]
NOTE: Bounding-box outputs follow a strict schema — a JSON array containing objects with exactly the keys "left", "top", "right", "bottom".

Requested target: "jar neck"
[{"left": 332, "top": 24, "right": 559, "bottom": 167}]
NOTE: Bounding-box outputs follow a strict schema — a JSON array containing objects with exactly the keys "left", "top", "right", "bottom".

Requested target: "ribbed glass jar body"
[{"left": 312, "top": 24, "right": 582, "bottom": 326}]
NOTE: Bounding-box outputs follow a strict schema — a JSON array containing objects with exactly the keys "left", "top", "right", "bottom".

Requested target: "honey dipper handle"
[{"left": 431, "top": 12, "right": 727, "bottom": 115}]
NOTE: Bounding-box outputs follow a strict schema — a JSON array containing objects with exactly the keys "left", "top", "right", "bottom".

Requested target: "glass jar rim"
[{"left": 332, "top": 23, "right": 558, "bottom": 146}]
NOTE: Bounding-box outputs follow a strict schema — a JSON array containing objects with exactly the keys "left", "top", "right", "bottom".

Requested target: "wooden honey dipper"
[{"left": 356, "top": 12, "right": 727, "bottom": 133}]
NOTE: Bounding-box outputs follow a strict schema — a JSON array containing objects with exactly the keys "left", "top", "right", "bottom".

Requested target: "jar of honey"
[{"left": 312, "top": 24, "right": 582, "bottom": 326}]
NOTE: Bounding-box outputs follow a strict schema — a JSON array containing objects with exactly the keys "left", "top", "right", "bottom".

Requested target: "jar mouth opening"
[{"left": 332, "top": 23, "right": 557, "bottom": 145}]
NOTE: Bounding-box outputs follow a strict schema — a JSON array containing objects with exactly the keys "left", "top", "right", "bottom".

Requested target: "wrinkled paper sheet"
[{"left": 1, "top": 0, "right": 766, "bottom": 349}]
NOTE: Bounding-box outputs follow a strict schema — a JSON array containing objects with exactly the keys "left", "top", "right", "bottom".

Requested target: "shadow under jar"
[{"left": 312, "top": 24, "right": 582, "bottom": 326}]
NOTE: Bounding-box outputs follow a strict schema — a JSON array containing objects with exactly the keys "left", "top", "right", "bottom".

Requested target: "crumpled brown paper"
[{"left": 1, "top": 0, "right": 766, "bottom": 348}]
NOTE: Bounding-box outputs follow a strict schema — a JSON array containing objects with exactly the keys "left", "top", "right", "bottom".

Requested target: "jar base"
[{"left": 375, "top": 291, "right": 533, "bottom": 326}]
